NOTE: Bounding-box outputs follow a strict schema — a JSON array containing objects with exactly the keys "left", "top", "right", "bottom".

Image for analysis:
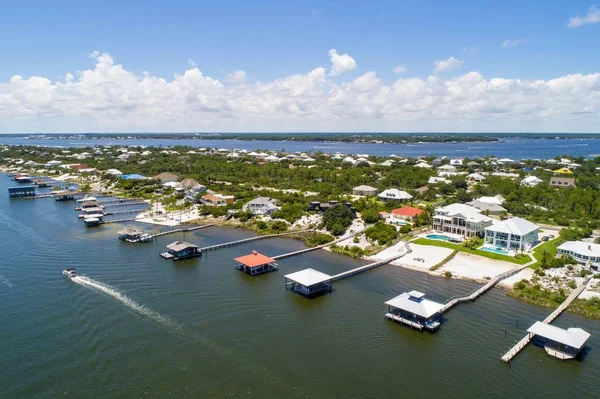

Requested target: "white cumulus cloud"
[
  {"left": 501, "top": 38, "right": 530, "bottom": 48},
  {"left": 328, "top": 49, "right": 357, "bottom": 76},
  {"left": 393, "top": 65, "right": 408, "bottom": 74},
  {"left": 568, "top": 5, "right": 600, "bottom": 28},
  {"left": 1, "top": 50, "right": 600, "bottom": 133},
  {"left": 433, "top": 56, "right": 463, "bottom": 74}
]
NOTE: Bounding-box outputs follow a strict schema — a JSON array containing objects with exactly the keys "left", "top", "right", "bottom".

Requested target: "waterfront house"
[
  {"left": 432, "top": 204, "right": 492, "bottom": 238},
  {"left": 378, "top": 188, "right": 413, "bottom": 203},
  {"left": 527, "top": 321, "right": 590, "bottom": 360},
  {"left": 384, "top": 291, "right": 444, "bottom": 331},
  {"left": 352, "top": 185, "right": 379, "bottom": 196},
  {"left": 242, "top": 197, "right": 280, "bottom": 215},
  {"left": 483, "top": 217, "right": 539, "bottom": 251},
  {"left": 466, "top": 200, "right": 506, "bottom": 215},
  {"left": 201, "top": 193, "right": 234, "bottom": 206},
  {"left": 557, "top": 241, "right": 600, "bottom": 269},
  {"left": 284, "top": 268, "right": 333, "bottom": 298},
  {"left": 390, "top": 206, "right": 423, "bottom": 222},
  {"left": 153, "top": 172, "right": 178, "bottom": 184},
  {"left": 160, "top": 241, "right": 201, "bottom": 260},
  {"left": 550, "top": 177, "right": 576, "bottom": 188},
  {"left": 235, "top": 250, "right": 278, "bottom": 275},
  {"left": 521, "top": 175, "right": 543, "bottom": 187}
]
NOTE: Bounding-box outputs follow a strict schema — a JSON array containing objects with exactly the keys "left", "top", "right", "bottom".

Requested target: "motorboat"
[{"left": 62, "top": 268, "right": 77, "bottom": 278}]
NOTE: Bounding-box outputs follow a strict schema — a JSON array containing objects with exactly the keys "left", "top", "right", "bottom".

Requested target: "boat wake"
[
  {"left": 0, "top": 275, "right": 13, "bottom": 288},
  {"left": 71, "top": 276, "right": 181, "bottom": 330}
]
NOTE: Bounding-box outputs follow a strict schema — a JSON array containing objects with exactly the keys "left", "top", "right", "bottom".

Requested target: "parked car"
[
  {"left": 548, "top": 234, "right": 555, "bottom": 239},
  {"left": 541, "top": 236, "right": 549, "bottom": 242}
]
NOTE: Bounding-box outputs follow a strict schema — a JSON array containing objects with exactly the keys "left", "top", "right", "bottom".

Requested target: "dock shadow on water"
[{"left": 71, "top": 275, "right": 183, "bottom": 331}]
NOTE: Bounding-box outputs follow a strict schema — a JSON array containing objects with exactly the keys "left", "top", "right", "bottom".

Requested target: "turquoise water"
[
  {"left": 426, "top": 234, "right": 452, "bottom": 241},
  {"left": 480, "top": 246, "right": 511, "bottom": 255},
  {"left": 1, "top": 174, "right": 600, "bottom": 397}
]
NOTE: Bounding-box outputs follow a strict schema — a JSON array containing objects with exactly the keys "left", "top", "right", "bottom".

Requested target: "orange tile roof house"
[
  {"left": 391, "top": 206, "right": 424, "bottom": 221},
  {"left": 235, "top": 250, "right": 278, "bottom": 276},
  {"left": 201, "top": 193, "right": 234, "bottom": 206}
]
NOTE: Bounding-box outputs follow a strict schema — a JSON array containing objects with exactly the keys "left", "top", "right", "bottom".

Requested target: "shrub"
[
  {"left": 365, "top": 222, "right": 398, "bottom": 245},
  {"left": 463, "top": 236, "right": 483, "bottom": 250},
  {"left": 256, "top": 220, "right": 268, "bottom": 230},
  {"left": 361, "top": 208, "right": 381, "bottom": 224},
  {"left": 270, "top": 220, "right": 288, "bottom": 233},
  {"left": 399, "top": 224, "right": 412, "bottom": 234},
  {"left": 568, "top": 280, "right": 577, "bottom": 289},
  {"left": 323, "top": 204, "right": 355, "bottom": 236},
  {"left": 270, "top": 203, "right": 305, "bottom": 224},
  {"left": 444, "top": 271, "right": 453, "bottom": 278}
]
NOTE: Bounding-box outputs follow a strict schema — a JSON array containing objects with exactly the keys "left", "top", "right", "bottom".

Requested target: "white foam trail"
[
  {"left": 0, "top": 275, "right": 13, "bottom": 288},
  {"left": 72, "top": 276, "right": 180, "bottom": 330}
]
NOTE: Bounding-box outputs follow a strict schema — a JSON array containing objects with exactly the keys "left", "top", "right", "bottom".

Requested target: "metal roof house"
[
  {"left": 557, "top": 241, "right": 600, "bottom": 270},
  {"left": 484, "top": 217, "right": 539, "bottom": 251},
  {"left": 378, "top": 188, "right": 413, "bottom": 203},
  {"left": 242, "top": 197, "right": 280, "bottom": 215},
  {"left": 385, "top": 291, "right": 444, "bottom": 331},
  {"left": 352, "top": 185, "right": 379, "bottom": 196},
  {"left": 235, "top": 250, "right": 278, "bottom": 276},
  {"left": 160, "top": 241, "right": 201, "bottom": 260},
  {"left": 284, "top": 268, "right": 333, "bottom": 298},
  {"left": 432, "top": 204, "right": 493, "bottom": 238},
  {"left": 527, "top": 321, "right": 590, "bottom": 360}
]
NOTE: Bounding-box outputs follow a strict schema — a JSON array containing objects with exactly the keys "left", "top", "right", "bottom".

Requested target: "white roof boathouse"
[
  {"left": 385, "top": 291, "right": 444, "bottom": 332},
  {"left": 527, "top": 321, "right": 590, "bottom": 360},
  {"left": 284, "top": 268, "right": 333, "bottom": 298}
]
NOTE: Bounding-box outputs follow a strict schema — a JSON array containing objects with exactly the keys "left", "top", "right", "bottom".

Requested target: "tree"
[
  {"left": 499, "top": 210, "right": 509, "bottom": 220},
  {"left": 323, "top": 204, "right": 355, "bottom": 236},
  {"left": 361, "top": 208, "right": 380, "bottom": 224}
]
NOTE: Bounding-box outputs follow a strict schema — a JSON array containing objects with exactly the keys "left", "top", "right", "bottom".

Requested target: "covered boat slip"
[
  {"left": 160, "top": 241, "right": 201, "bottom": 260},
  {"left": 284, "top": 268, "right": 333, "bottom": 298},
  {"left": 8, "top": 186, "right": 36, "bottom": 197},
  {"left": 385, "top": 291, "right": 444, "bottom": 332},
  {"left": 118, "top": 227, "right": 150, "bottom": 242},
  {"left": 235, "top": 251, "right": 278, "bottom": 276},
  {"left": 527, "top": 321, "right": 590, "bottom": 360}
]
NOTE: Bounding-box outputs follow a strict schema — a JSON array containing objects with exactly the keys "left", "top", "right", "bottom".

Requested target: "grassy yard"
[
  {"left": 528, "top": 238, "right": 564, "bottom": 270},
  {"left": 412, "top": 238, "right": 531, "bottom": 265}
]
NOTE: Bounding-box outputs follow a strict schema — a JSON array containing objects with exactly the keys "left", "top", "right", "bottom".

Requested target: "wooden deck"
[
  {"left": 385, "top": 313, "right": 424, "bottom": 331},
  {"left": 199, "top": 229, "right": 313, "bottom": 252},
  {"left": 272, "top": 230, "right": 364, "bottom": 260},
  {"left": 500, "top": 277, "right": 591, "bottom": 363},
  {"left": 328, "top": 244, "right": 411, "bottom": 282}
]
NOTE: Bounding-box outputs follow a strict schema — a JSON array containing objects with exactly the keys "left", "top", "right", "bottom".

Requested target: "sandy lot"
[
  {"left": 438, "top": 252, "right": 522, "bottom": 281},
  {"left": 392, "top": 243, "right": 453, "bottom": 271},
  {"left": 497, "top": 268, "right": 535, "bottom": 289}
]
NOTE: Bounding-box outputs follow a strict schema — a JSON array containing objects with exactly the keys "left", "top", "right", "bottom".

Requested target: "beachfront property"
[
  {"left": 557, "top": 241, "right": 600, "bottom": 269},
  {"left": 483, "top": 217, "right": 539, "bottom": 251},
  {"left": 389, "top": 206, "right": 423, "bottom": 223},
  {"left": 160, "top": 241, "right": 201, "bottom": 260},
  {"left": 153, "top": 172, "right": 178, "bottom": 184},
  {"left": 242, "top": 196, "right": 280, "bottom": 215},
  {"left": 235, "top": 250, "right": 278, "bottom": 275},
  {"left": 432, "top": 203, "right": 493, "bottom": 238},
  {"left": 352, "top": 185, "right": 379, "bottom": 196},
  {"left": 521, "top": 175, "right": 543, "bottom": 187},
  {"left": 384, "top": 291, "right": 444, "bottom": 331},
  {"left": 527, "top": 322, "right": 590, "bottom": 360},
  {"left": 466, "top": 199, "right": 506, "bottom": 215},
  {"left": 550, "top": 177, "right": 576, "bottom": 188},
  {"left": 284, "top": 268, "right": 333, "bottom": 298},
  {"left": 378, "top": 188, "right": 413, "bottom": 203},
  {"left": 201, "top": 193, "right": 234, "bottom": 206}
]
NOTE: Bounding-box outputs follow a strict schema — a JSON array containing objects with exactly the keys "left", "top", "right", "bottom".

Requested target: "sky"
[{"left": 1, "top": 0, "right": 600, "bottom": 133}]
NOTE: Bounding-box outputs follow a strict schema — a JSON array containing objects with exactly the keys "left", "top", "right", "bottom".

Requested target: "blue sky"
[{"left": 1, "top": 1, "right": 599, "bottom": 133}]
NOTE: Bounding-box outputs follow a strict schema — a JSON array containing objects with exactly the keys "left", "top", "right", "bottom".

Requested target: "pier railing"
[
  {"left": 199, "top": 229, "right": 314, "bottom": 252},
  {"left": 328, "top": 243, "right": 411, "bottom": 282}
]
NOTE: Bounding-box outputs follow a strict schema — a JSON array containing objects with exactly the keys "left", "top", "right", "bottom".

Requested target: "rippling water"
[{"left": 1, "top": 174, "right": 600, "bottom": 397}]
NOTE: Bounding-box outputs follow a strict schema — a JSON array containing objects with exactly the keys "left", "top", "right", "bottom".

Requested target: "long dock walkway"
[
  {"left": 200, "top": 229, "right": 313, "bottom": 253},
  {"left": 501, "top": 277, "right": 591, "bottom": 363},
  {"left": 272, "top": 230, "right": 364, "bottom": 260},
  {"left": 149, "top": 223, "right": 217, "bottom": 239},
  {"left": 329, "top": 243, "right": 411, "bottom": 282},
  {"left": 439, "top": 259, "right": 534, "bottom": 314}
]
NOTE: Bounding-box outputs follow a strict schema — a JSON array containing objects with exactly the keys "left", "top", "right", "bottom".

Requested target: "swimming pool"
[
  {"left": 479, "top": 246, "right": 510, "bottom": 255},
  {"left": 426, "top": 234, "right": 452, "bottom": 241}
]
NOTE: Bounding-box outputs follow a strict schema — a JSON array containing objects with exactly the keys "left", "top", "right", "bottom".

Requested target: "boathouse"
[
  {"left": 527, "top": 321, "right": 590, "bottom": 360},
  {"left": 384, "top": 291, "right": 444, "bottom": 331},
  {"left": 54, "top": 191, "right": 78, "bottom": 201},
  {"left": 160, "top": 241, "right": 201, "bottom": 260},
  {"left": 118, "top": 227, "right": 147, "bottom": 242},
  {"left": 234, "top": 250, "right": 278, "bottom": 275},
  {"left": 284, "top": 268, "right": 333, "bottom": 298},
  {"left": 8, "top": 186, "right": 35, "bottom": 198}
]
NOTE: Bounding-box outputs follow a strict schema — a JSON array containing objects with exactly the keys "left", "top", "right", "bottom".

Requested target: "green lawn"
[
  {"left": 412, "top": 238, "right": 531, "bottom": 265},
  {"left": 528, "top": 238, "right": 564, "bottom": 270}
]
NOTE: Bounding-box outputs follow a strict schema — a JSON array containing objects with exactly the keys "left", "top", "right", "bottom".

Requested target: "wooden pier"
[
  {"left": 328, "top": 244, "right": 411, "bottom": 282},
  {"left": 500, "top": 277, "right": 591, "bottom": 363},
  {"left": 199, "top": 229, "right": 313, "bottom": 253},
  {"left": 272, "top": 230, "right": 364, "bottom": 261},
  {"left": 102, "top": 218, "right": 137, "bottom": 224}
]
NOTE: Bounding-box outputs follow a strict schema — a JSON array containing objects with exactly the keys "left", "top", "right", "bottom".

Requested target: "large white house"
[
  {"left": 242, "top": 197, "right": 280, "bottom": 215},
  {"left": 432, "top": 204, "right": 493, "bottom": 237},
  {"left": 557, "top": 241, "right": 600, "bottom": 269},
  {"left": 521, "top": 176, "right": 543, "bottom": 187},
  {"left": 378, "top": 188, "right": 413, "bottom": 203},
  {"left": 484, "top": 217, "right": 539, "bottom": 251}
]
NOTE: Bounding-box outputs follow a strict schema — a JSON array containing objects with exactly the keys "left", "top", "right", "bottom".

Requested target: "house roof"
[
  {"left": 235, "top": 251, "right": 276, "bottom": 268},
  {"left": 485, "top": 217, "right": 539, "bottom": 236},
  {"left": 392, "top": 206, "right": 423, "bottom": 217},
  {"left": 414, "top": 162, "right": 432, "bottom": 168},
  {"left": 557, "top": 241, "right": 600, "bottom": 256},
  {"left": 385, "top": 291, "right": 444, "bottom": 318},
  {"left": 353, "top": 185, "right": 378, "bottom": 191},
  {"left": 477, "top": 195, "right": 505, "bottom": 205},
  {"left": 378, "top": 188, "right": 413, "bottom": 200},
  {"left": 166, "top": 241, "right": 198, "bottom": 251},
  {"left": 153, "top": 172, "right": 178, "bottom": 180},
  {"left": 521, "top": 176, "right": 543, "bottom": 184},
  {"left": 466, "top": 200, "right": 506, "bottom": 213},
  {"left": 435, "top": 203, "right": 491, "bottom": 222},
  {"left": 284, "top": 268, "right": 332, "bottom": 286},
  {"left": 245, "top": 196, "right": 277, "bottom": 206},
  {"left": 553, "top": 168, "right": 573, "bottom": 174},
  {"left": 179, "top": 178, "right": 201, "bottom": 188},
  {"left": 202, "top": 194, "right": 226, "bottom": 202},
  {"left": 527, "top": 321, "right": 590, "bottom": 349}
]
